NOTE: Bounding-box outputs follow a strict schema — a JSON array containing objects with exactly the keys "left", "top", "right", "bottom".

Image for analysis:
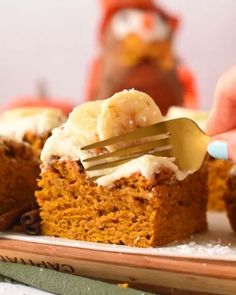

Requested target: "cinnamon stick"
[
  {"left": 0, "top": 203, "right": 31, "bottom": 231},
  {"left": 20, "top": 209, "right": 41, "bottom": 235}
]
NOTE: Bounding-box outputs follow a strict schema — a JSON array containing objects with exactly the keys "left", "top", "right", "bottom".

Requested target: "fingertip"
[
  {"left": 207, "top": 140, "right": 229, "bottom": 160},
  {"left": 205, "top": 110, "right": 224, "bottom": 136},
  {"left": 206, "top": 67, "right": 236, "bottom": 135},
  {"left": 209, "top": 130, "right": 236, "bottom": 163},
  {"left": 215, "top": 65, "right": 236, "bottom": 102}
]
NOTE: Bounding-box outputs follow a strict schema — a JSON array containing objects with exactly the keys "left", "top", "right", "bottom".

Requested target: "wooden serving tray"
[{"left": 1, "top": 213, "right": 236, "bottom": 295}]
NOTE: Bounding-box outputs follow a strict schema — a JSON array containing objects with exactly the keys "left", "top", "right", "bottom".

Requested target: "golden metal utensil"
[{"left": 81, "top": 118, "right": 210, "bottom": 175}]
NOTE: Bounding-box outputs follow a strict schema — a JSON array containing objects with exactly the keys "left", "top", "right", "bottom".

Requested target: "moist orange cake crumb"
[
  {"left": 208, "top": 158, "right": 233, "bottom": 211},
  {"left": 23, "top": 131, "right": 51, "bottom": 156},
  {"left": 224, "top": 166, "right": 236, "bottom": 232},
  {"left": 36, "top": 160, "right": 207, "bottom": 247}
]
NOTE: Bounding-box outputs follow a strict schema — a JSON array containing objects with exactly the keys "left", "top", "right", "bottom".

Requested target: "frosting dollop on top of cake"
[
  {"left": 0, "top": 107, "right": 66, "bottom": 141},
  {"left": 41, "top": 90, "right": 191, "bottom": 186},
  {"left": 166, "top": 106, "right": 208, "bottom": 130}
]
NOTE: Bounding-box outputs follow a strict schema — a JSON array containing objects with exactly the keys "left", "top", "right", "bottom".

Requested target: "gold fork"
[{"left": 81, "top": 118, "right": 210, "bottom": 176}]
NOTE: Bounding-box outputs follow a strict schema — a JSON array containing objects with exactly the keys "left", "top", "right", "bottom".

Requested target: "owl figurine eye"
[
  {"left": 152, "top": 14, "right": 171, "bottom": 41},
  {"left": 119, "top": 10, "right": 130, "bottom": 22},
  {"left": 111, "top": 8, "right": 170, "bottom": 42},
  {"left": 111, "top": 9, "right": 144, "bottom": 39}
]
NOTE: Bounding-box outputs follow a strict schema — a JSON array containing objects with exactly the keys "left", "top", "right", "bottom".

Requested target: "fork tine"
[
  {"left": 83, "top": 137, "right": 170, "bottom": 163},
  {"left": 89, "top": 175, "right": 101, "bottom": 181},
  {"left": 85, "top": 145, "right": 172, "bottom": 171},
  {"left": 81, "top": 120, "right": 168, "bottom": 150}
]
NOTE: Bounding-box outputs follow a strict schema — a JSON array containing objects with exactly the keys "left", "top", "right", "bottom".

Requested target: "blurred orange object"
[
  {"left": 2, "top": 81, "right": 74, "bottom": 116},
  {"left": 86, "top": 0, "right": 198, "bottom": 114},
  {"left": 177, "top": 64, "right": 198, "bottom": 109},
  {"left": 99, "top": 0, "right": 179, "bottom": 42},
  {"left": 101, "top": 0, "right": 154, "bottom": 9},
  {"left": 3, "top": 98, "right": 74, "bottom": 116}
]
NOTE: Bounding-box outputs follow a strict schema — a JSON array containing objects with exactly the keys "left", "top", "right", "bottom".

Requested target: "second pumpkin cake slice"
[{"left": 0, "top": 107, "right": 66, "bottom": 231}]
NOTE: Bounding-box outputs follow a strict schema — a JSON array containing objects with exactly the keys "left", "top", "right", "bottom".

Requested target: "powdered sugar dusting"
[
  {"left": 1, "top": 213, "right": 236, "bottom": 261},
  {"left": 172, "top": 240, "right": 233, "bottom": 257},
  {"left": 161, "top": 212, "right": 236, "bottom": 258}
]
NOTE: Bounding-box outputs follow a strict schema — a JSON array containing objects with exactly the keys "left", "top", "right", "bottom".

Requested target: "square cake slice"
[
  {"left": 0, "top": 107, "right": 66, "bottom": 155},
  {"left": 224, "top": 166, "right": 236, "bottom": 232},
  {"left": 0, "top": 138, "right": 39, "bottom": 231},
  {"left": 0, "top": 107, "right": 66, "bottom": 231},
  {"left": 167, "top": 106, "right": 233, "bottom": 211},
  {"left": 36, "top": 90, "right": 208, "bottom": 247}
]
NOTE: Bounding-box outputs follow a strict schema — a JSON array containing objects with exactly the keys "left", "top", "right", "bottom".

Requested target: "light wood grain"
[{"left": 1, "top": 239, "right": 236, "bottom": 295}]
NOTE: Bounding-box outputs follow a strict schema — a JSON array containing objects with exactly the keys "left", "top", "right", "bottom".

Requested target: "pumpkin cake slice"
[
  {"left": 0, "top": 107, "right": 66, "bottom": 155},
  {"left": 0, "top": 138, "right": 39, "bottom": 231},
  {"left": 0, "top": 107, "right": 66, "bottom": 231},
  {"left": 224, "top": 166, "right": 236, "bottom": 232},
  {"left": 36, "top": 90, "right": 208, "bottom": 247},
  {"left": 167, "top": 106, "right": 233, "bottom": 211}
]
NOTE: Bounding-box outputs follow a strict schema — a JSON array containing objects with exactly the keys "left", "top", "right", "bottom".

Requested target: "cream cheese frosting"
[
  {"left": 41, "top": 90, "right": 193, "bottom": 186},
  {"left": 96, "top": 155, "right": 188, "bottom": 187},
  {"left": 166, "top": 106, "right": 209, "bottom": 131},
  {"left": 0, "top": 107, "right": 66, "bottom": 141}
]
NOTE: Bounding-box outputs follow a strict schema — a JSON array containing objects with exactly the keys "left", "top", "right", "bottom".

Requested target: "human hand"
[{"left": 206, "top": 65, "right": 236, "bottom": 162}]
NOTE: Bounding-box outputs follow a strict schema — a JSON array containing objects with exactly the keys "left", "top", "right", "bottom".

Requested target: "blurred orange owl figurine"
[{"left": 87, "top": 0, "right": 198, "bottom": 114}]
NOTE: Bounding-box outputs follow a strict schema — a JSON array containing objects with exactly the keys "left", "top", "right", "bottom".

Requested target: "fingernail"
[{"left": 207, "top": 140, "right": 229, "bottom": 160}]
